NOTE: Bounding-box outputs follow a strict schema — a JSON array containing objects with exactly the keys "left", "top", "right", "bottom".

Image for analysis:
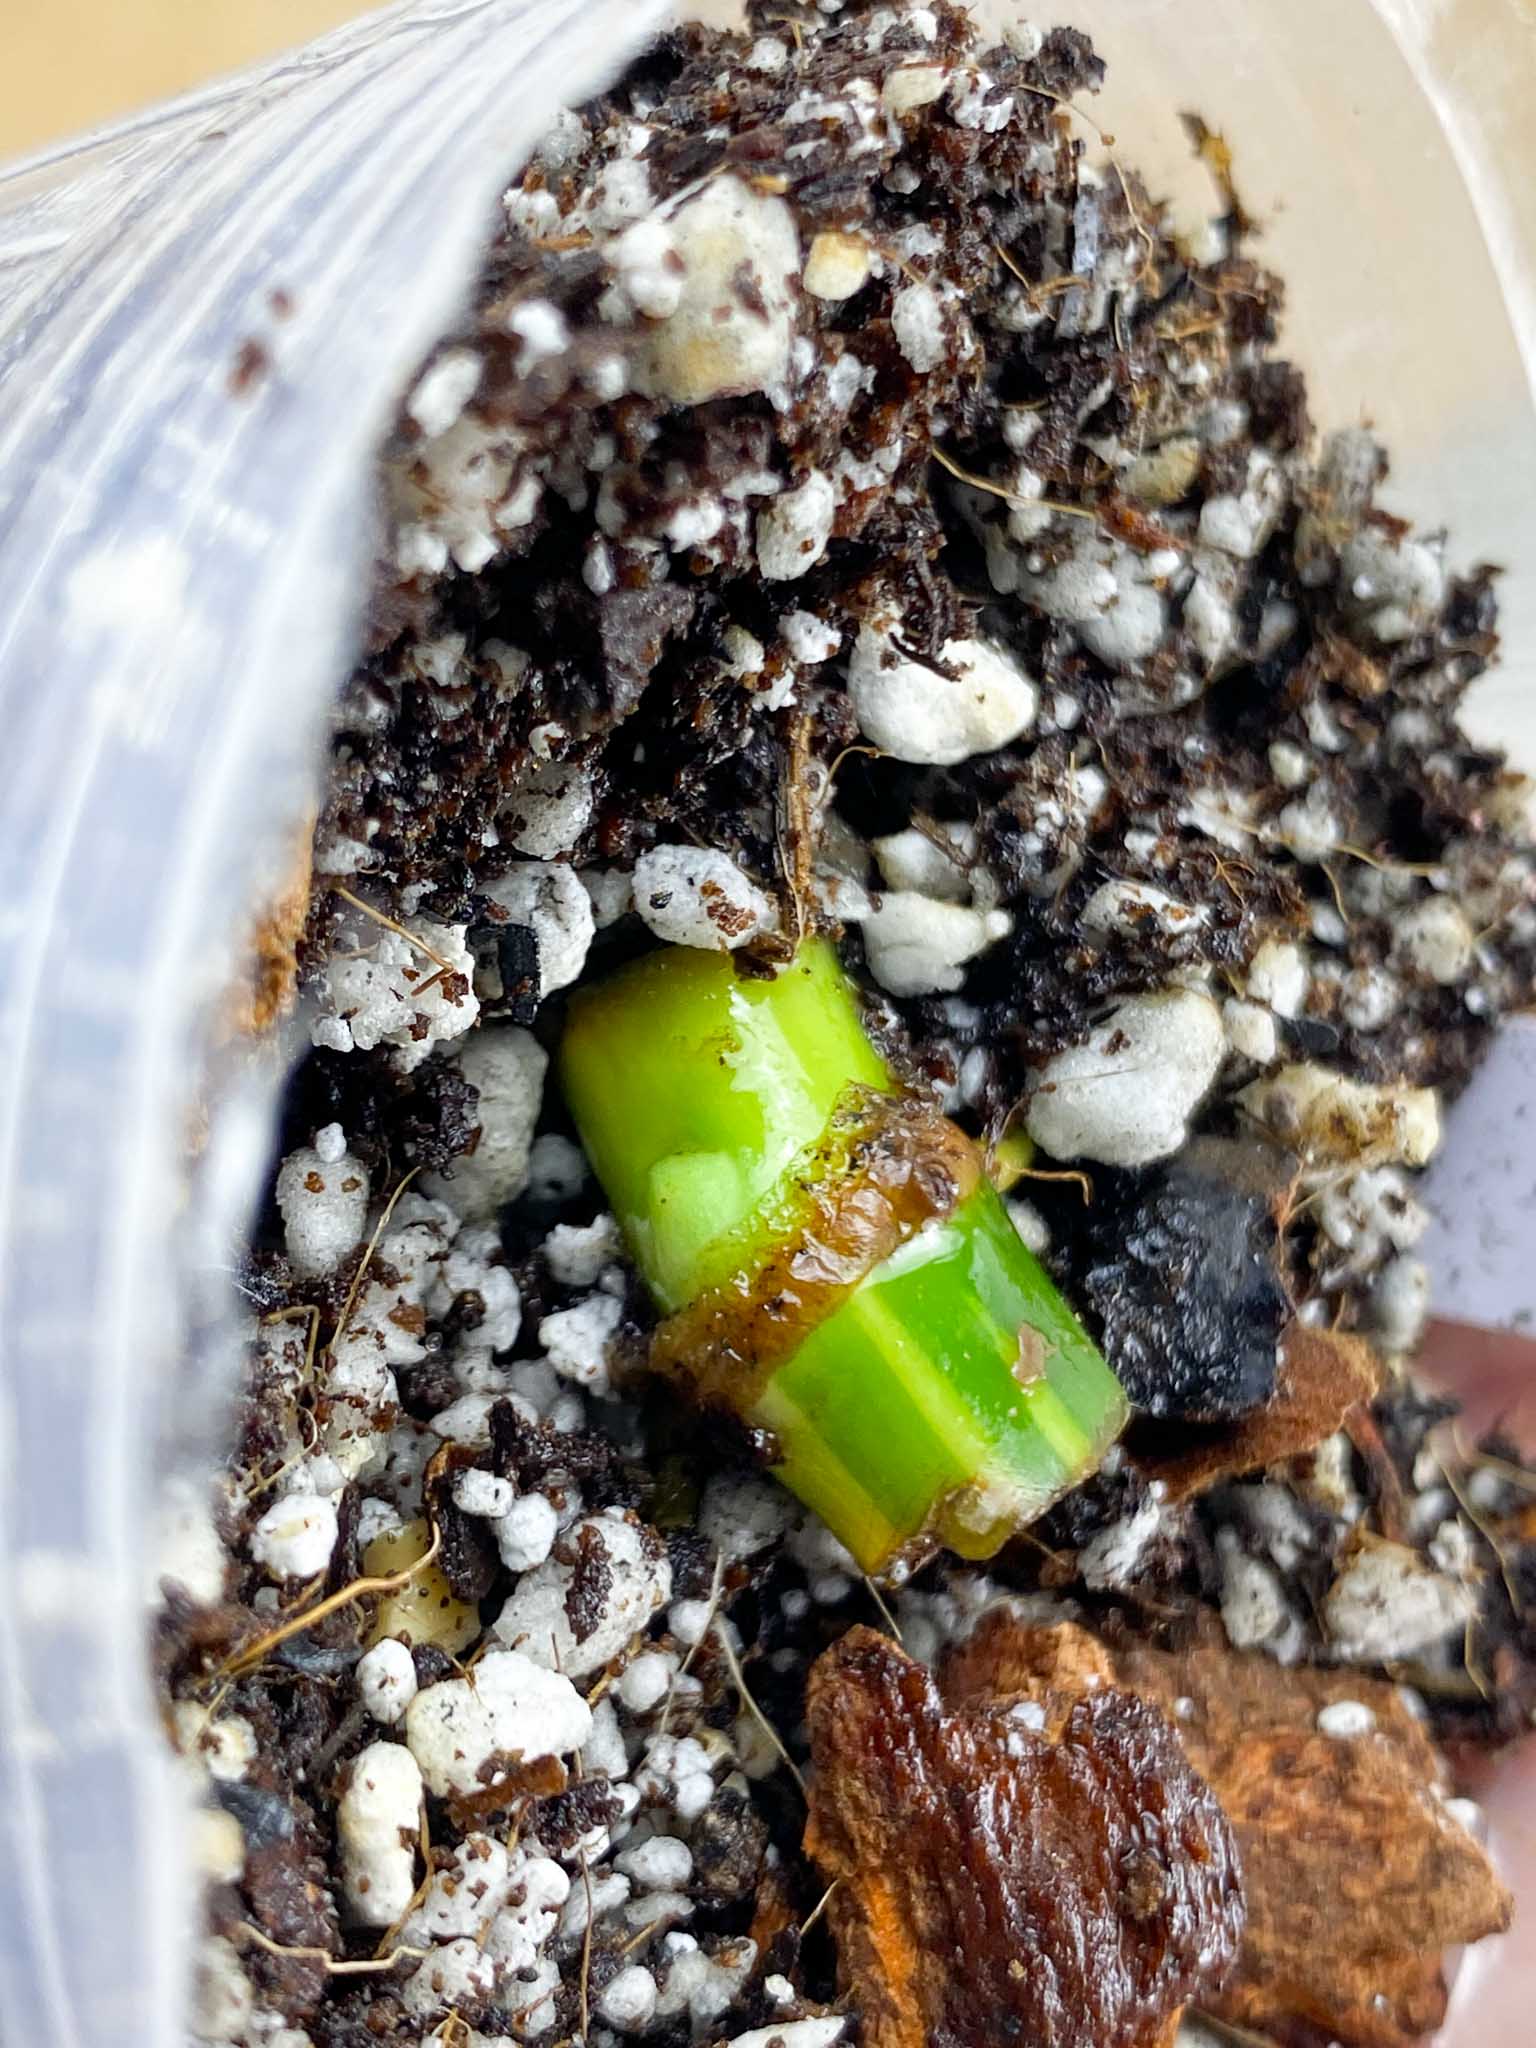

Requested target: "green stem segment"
[{"left": 559, "top": 940, "right": 1127, "bottom": 1574}]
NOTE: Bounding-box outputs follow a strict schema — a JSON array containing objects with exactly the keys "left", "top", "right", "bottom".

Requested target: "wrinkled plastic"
[
  {"left": 0, "top": 6, "right": 664, "bottom": 2044},
  {"left": 0, "top": 2, "right": 1532, "bottom": 2043}
]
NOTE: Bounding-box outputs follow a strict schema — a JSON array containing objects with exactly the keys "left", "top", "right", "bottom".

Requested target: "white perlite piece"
[
  {"left": 636, "top": 175, "right": 800, "bottom": 404},
  {"left": 314, "top": 920, "right": 478, "bottom": 1070},
  {"left": 1244, "top": 937, "right": 1308, "bottom": 1018},
  {"left": 191, "top": 1937, "right": 254, "bottom": 2042},
  {"left": 1316, "top": 1698, "right": 1377, "bottom": 1739},
  {"left": 802, "top": 229, "right": 872, "bottom": 300},
  {"left": 407, "top": 348, "right": 483, "bottom": 437},
  {"left": 873, "top": 827, "right": 971, "bottom": 902},
  {"left": 859, "top": 893, "right": 1012, "bottom": 997},
  {"left": 422, "top": 1027, "right": 547, "bottom": 1221},
  {"left": 600, "top": 1965, "right": 660, "bottom": 2031},
  {"left": 634, "top": 844, "right": 776, "bottom": 950},
  {"left": 781, "top": 609, "right": 841, "bottom": 663},
  {"left": 540, "top": 1290, "right": 624, "bottom": 1392},
  {"left": 891, "top": 281, "right": 947, "bottom": 371},
  {"left": 453, "top": 1469, "right": 516, "bottom": 1519},
  {"left": 724, "top": 2024, "right": 846, "bottom": 2048},
  {"left": 1197, "top": 449, "right": 1287, "bottom": 559},
  {"left": 847, "top": 620, "right": 1036, "bottom": 765},
  {"left": 1340, "top": 527, "right": 1445, "bottom": 643},
  {"left": 1371, "top": 1253, "right": 1431, "bottom": 1353},
  {"left": 544, "top": 1213, "right": 620, "bottom": 1288},
  {"left": 502, "top": 761, "right": 594, "bottom": 859},
  {"left": 482, "top": 861, "right": 595, "bottom": 994},
  {"left": 337, "top": 1741, "right": 424, "bottom": 1927},
  {"left": 1216, "top": 1530, "right": 1301, "bottom": 1662},
  {"left": 174, "top": 1705, "right": 257, "bottom": 1785},
  {"left": 356, "top": 1638, "right": 418, "bottom": 1726},
  {"left": 756, "top": 470, "right": 836, "bottom": 580},
  {"left": 495, "top": 1508, "right": 672, "bottom": 1678},
  {"left": 1323, "top": 1540, "right": 1477, "bottom": 1664},
  {"left": 494, "top": 1490, "right": 560, "bottom": 1572},
  {"left": 1393, "top": 896, "right": 1475, "bottom": 984},
  {"left": 1079, "top": 879, "right": 1207, "bottom": 946},
  {"left": 404, "top": 1650, "right": 591, "bottom": 1797},
  {"left": 699, "top": 1471, "right": 794, "bottom": 1562},
  {"left": 1024, "top": 988, "right": 1226, "bottom": 1166},
  {"left": 1238, "top": 1064, "right": 1441, "bottom": 1169},
  {"left": 249, "top": 1493, "right": 339, "bottom": 1581},
  {"left": 274, "top": 1144, "right": 370, "bottom": 1280},
  {"left": 610, "top": 217, "right": 685, "bottom": 320}
]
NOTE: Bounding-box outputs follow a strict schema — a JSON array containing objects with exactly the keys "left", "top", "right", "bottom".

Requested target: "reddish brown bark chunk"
[
  {"left": 803, "top": 1626, "right": 1244, "bottom": 2048},
  {"left": 947, "top": 1616, "right": 1513, "bottom": 2048}
]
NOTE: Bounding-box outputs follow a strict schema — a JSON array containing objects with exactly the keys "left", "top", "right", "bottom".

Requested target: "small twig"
[
  {"left": 712, "top": 1619, "right": 808, "bottom": 1799},
  {"left": 235, "top": 1923, "right": 427, "bottom": 1976}
]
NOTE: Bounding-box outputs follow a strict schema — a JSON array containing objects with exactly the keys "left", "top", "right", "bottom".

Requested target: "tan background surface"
[{"left": 0, "top": 0, "right": 376, "bottom": 161}]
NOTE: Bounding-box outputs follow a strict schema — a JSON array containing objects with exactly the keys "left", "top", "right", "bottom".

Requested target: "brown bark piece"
[
  {"left": 1132, "top": 1326, "right": 1381, "bottom": 1502},
  {"left": 223, "top": 827, "right": 313, "bottom": 1040},
  {"left": 946, "top": 1615, "right": 1513, "bottom": 2048},
  {"left": 803, "top": 1626, "right": 1244, "bottom": 2048}
]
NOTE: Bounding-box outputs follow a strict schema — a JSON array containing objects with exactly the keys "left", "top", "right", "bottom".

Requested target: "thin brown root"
[
  {"left": 712, "top": 1618, "right": 808, "bottom": 1799},
  {"left": 235, "top": 1924, "right": 427, "bottom": 1976},
  {"left": 329, "top": 1166, "right": 422, "bottom": 1360},
  {"left": 798, "top": 1879, "right": 840, "bottom": 1940},
  {"left": 214, "top": 1512, "right": 443, "bottom": 1681},
  {"left": 658, "top": 1551, "right": 724, "bottom": 1736},
  {"left": 1318, "top": 862, "right": 1353, "bottom": 929},
  {"left": 578, "top": 1853, "right": 595, "bottom": 2045},
  {"left": 1437, "top": 1450, "right": 1526, "bottom": 1620},
  {"left": 1110, "top": 157, "right": 1158, "bottom": 286},
  {"left": 1017, "top": 82, "right": 1112, "bottom": 143},
  {"left": 1334, "top": 843, "right": 1445, "bottom": 880},
  {"left": 618, "top": 1912, "right": 681, "bottom": 1957},
  {"left": 929, "top": 443, "right": 1096, "bottom": 520},
  {"left": 330, "top": 884, "right": 457, "bottom": 980},
  {"left": 862, "top": 1575, "right": 905, "bottom": 1644},
  {"left": 1012, "top": 1163, "right": 1095, "bottom": 1204},
  {"left": 374, "top": 1799, "right": 433, "bottom": 1959}
]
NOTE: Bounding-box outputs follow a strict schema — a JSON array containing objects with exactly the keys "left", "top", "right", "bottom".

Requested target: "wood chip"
[
  {"left": 1131, "top": 1325, "right": 1381, "bottom": 1502},
  {"left": 947, "top": 1614, "right": 1513, "bottom": 2048},
  {"left": 804, "top": 1626, "right": 1244, "bottom": 2048}
]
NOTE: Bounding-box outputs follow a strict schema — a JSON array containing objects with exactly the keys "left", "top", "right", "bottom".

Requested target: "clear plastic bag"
[
  {"left": 0, "top": 6, "right": 664, "bottom": 2041},
  {"left": 0, "top": 2, "right": 1530, "bottom": 2041}
]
